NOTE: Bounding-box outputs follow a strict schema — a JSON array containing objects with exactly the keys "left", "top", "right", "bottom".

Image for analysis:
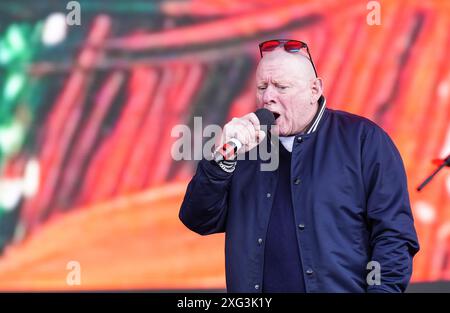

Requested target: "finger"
[
  {"left": 238, "top": 121, "right": 253, "bottom": 148},
  {"left": 246, "top": 130, "right": 266, "bottom": 152},
  {"left": 222, "top": 122, "right": 238, "bottom": 144},
  {"left": 256, "top": 130, "right": 266, "bottom": 143},
  {"left": 241, "top": 119, "right": 256, "bottom": 143},
  {"left": 246, "top": 113, "right": 261, "bottom": 132}
]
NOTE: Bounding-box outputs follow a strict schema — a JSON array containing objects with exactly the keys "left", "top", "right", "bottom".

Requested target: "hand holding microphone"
[{"left": 214, "top": 108, "right": 275, "bottom": 162}]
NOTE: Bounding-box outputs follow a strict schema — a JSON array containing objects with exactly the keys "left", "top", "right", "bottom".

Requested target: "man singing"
[{"left": 179, "top": 39, "right": 420, "bottom": 293}]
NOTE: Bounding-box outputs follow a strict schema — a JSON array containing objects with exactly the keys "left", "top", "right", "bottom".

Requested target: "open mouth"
[{"left": 272, "top": 112, "right": 280, "bottom": 120}]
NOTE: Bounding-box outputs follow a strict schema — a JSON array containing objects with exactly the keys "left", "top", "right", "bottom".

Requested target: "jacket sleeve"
[
  {"left": 361, "top": 125, "right": 420, "bottom": 293},
  {"left": 179, "top": 158, "right": 234, "bottom": 235}
]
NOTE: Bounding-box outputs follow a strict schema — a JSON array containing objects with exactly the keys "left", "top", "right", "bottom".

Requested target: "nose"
[{"left": 262, "top": 85, "right": 277, "bottom": 105}]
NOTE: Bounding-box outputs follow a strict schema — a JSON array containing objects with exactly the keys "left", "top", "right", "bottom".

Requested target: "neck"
[{"left": 298, "top": 101, "right": 319, "bottom": 134}]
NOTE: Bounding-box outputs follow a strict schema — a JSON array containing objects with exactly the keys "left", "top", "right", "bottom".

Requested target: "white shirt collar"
[{"left": 279, "top": 135, "right": 295, "bottom": 152}]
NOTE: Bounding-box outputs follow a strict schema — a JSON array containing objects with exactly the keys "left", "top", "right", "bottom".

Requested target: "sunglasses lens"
[
  {"left": 260, "top": 40, "right": 281, "bottom": 52},
  {"left": 258, "top": 39, "right": 317, "bottom": 77},
  {"left": 284, "top": 40, "right": 303, "bottom": 53}
]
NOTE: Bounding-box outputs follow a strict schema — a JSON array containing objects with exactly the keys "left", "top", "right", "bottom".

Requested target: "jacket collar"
[{"left": 304, "top": 95, "right": 326, "bottom": 134}]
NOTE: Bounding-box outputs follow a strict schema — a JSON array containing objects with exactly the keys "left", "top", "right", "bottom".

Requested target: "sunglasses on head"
[{"left": 258, "top": 39, "right": 318, "bottom": 78}]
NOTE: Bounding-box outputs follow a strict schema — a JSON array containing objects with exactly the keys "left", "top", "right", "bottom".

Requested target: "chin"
[
  {"left": 277, "top": 127, "right": 288, "bottom": 137},
  {"left": 273, "top": 121, "right": 290, "bottom": 136}
]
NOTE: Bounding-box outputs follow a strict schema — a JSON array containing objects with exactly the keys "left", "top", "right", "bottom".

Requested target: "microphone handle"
[{"left": 214, "top": 138, "right": 242, "bottom": 162}]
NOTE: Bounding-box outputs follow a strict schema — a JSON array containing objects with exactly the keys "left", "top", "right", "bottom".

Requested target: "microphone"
[
  {"left": 214, "top": 108, "right": 275, "bottom": 162},
  {"left": 417, "top": 154, "right": 450, "bottom": 191}
]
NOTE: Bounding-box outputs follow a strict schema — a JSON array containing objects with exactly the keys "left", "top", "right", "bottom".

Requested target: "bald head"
[{"left": 256, "top": 47, "right": 317, "bottom": 83}]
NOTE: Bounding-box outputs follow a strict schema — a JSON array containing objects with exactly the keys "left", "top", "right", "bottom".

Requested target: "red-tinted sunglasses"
[{"left": 258, "top": 39, "right": 318, "bottom": 77}]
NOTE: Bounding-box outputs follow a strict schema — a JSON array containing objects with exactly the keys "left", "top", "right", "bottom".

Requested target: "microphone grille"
[{"left": 254, "top": 108, "right": 275, "bottom": 126}]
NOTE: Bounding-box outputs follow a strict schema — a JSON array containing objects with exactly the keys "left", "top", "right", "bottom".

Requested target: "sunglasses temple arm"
[
  {"left": 306, "top": 47, "right": 318, "bottom": 78},
  {"left": 312, "top": 62, "right": 318, "bottom": 78}
]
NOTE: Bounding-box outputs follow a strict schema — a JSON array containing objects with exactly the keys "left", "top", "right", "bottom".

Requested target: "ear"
[{"left": 311, "top": 77, "right": 323, "bottom": 103}]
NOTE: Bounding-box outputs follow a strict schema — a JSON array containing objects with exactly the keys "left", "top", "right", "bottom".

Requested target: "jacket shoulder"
[{"left": 326, "top": 108, "right": 386, "bottom": 136}]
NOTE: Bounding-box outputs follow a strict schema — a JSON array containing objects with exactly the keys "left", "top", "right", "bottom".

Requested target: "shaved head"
[{"left": 256, "top": 48, "right": 317, "bottom": 83}]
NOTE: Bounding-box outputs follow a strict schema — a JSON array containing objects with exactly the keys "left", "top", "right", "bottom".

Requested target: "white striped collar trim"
[{"left": 305, "top": 96, "right": 326, "bottom": 134}]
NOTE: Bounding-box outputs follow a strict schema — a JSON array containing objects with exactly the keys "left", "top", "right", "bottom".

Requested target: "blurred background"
[{"left": 0, "top": 0, "right": 449, "bottom": 291}]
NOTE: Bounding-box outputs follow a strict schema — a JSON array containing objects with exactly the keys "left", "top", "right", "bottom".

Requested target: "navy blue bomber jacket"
[{"left": 179, "top": 99, "right": 420, "bottom": 293}]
